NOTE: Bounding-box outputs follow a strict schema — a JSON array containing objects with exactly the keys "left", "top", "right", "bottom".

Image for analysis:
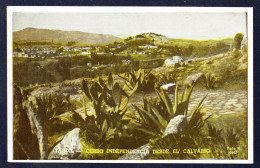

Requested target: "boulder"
[
  {"left": 163, "top": 115, "right": 188, "bottom": 137},
  {"left": 239, "top": 38, "right": 248, "bottom": 69},
  {"left": 164, "top": 56, "right": 184, "bottom": 67},
  {"left": 27, "top": 103, "right": 48, "bottom": 160},
  {"left": 48, "top": 128, "right": 81, "bottom": 160},
  {"left": 164, "top": 58, "right": 176, "bottom": 67},
  {"left": 184, "top": 72, "right": 203, "bottom": 85},
  {"left": 160, "top": 83, "right": 176, "bottom": 101},
  {"left": 172, "top": 56, "right": 184, "bottom": 63}
]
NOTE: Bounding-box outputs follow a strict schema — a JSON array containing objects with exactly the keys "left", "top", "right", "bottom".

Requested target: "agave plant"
[
  {"left": 130, "top": 81, "right": 210, "bottom": 138},
  {"left": 29, "top": 94, "right": 75, "bottom": 158},
  {"left": 59, "top": 74, "right": 139, "bottom": 148},
  {"left": 184, "top": 96, "right": 211, "bottom": 136},
  {"left": 207, "top": 124, "right": 223, "bottom": 138},
  {"left": 154, "top": 72, "right": 177, "bottom": 90},
  {"left": 118, "top": 65, "right": 156, "bottom": 92},
  {"left": 225, "top": 128, "right": 239, "bottom": 147},
  {"left": 34, "top": 94, "right": 73, "bottom": 122},
  {"left": 201, "top": 73, "right": 218, "bottom": 90}
]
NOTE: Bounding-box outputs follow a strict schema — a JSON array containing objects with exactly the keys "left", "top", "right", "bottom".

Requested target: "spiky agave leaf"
[
  {"left": 108, "top": 73, "right": 114, "bottom": 90},
  {"left": 186, "top": 95, "right": 211, "bottom": 136},
  {"left": 112, "top": 83, "right": 122, "bottom": 107}
]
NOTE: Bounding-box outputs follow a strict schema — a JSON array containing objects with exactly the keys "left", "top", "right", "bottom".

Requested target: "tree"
[
  {"left": 57, "top": 46, "right": 64, "bottom": 53},
  {"left": 67, "top": 41, "right": 76, "bottom": 46},
  {"left": 234, "top": 33, "right": 244, "bottom": 51}
]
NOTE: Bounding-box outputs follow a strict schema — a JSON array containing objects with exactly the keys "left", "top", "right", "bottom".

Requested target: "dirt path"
[
  {"left": 188, "top": 88, "right": 248, "bottom": 116},
  {"left": 128, "top": 88, "right": 248, "bottom": 117}
]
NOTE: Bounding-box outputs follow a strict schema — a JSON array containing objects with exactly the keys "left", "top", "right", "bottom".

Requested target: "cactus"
[
  {"left": 118, "top": 65, "right": 155, "bottom": 92},
  {"left": 130, "top": 81, "right": 210, "bottom": 138},
  {"left": 64, "top": 74, "right": 139, "bottom": 147},
  {"left": 201, "top": 73, "right": 218, "bottom": 90},
  {"left": 155, "top": 72, "right": 177, "bottom": 89}
]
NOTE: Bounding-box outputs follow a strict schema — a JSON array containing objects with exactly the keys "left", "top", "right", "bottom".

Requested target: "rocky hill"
[
  {"left": 142, "top": 32, "right": 169, "bottom": 43},
  {"left": 13, "top": 27, "right": 121, "bottom": 44}
]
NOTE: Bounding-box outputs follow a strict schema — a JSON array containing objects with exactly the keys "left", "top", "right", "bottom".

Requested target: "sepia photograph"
[{"left": 7, "top": 7, "right": 253, "bottom": 163}]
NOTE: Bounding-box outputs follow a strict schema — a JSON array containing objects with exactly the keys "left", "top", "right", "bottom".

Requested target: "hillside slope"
[{"left": 13, "top": 27, "right": 121, "bottom": 44}]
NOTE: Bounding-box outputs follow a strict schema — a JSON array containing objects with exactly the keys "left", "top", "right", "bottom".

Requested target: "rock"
[
  {"left": 160, "top": 83, "right": 176, "bottom": 101},
  {"left": 161, "top": 83, "right": 176, "bottom": 93},
  {"left": 163, "top": 115, "right": 188, "bottom": 137},
  {"left": 119, "top": 143, "right": 150, "bottom": 160},
  {"left": 172, "top": 56, "right": 184, "bottom": 63},
  {"left": 184, "top": 72, "right": 203, "bottom": 85},
  {"left": 143, "top": 32, "right": 169, "bottom": 43},
  {"left": 164, "top": 58, "right": 176, "bottom": 67},
  {"left": 48, "top": 128, "right": 81, "bottom": 160},
  {"left": 164, "top": 56, "right": 184, "bottom": 67},
  {"left": 239, "top": 38, "right": 248, "bottom": 69},
  {"left": 28, "top": 103, "right": 48, "bottom": 160},
  {"left": 239, "top": 54, "right": 248, "bottom": 69}
]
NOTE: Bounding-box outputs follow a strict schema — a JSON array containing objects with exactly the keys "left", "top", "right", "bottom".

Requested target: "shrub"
[
  {"left": 201, "top": 73, "right": 218, "bottom": 90},
  {"left": 118, "top": 65, "right": 156, "bottom": 92}
]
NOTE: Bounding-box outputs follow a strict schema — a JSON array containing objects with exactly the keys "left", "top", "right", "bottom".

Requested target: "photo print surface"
[{"left": 7, "top": 7, "right": 253, "bottom": 163}]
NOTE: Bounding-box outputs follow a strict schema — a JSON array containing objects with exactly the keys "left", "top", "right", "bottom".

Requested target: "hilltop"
[
  {"left": 13, "top": 27, "right": 121, "bottom": 44},
  {"left": 115, "top": 32, "right": 169, "bottom": 44}
]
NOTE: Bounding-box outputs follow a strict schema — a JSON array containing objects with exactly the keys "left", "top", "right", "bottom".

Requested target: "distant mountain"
[{"left": 13, "top": 27, "right": 121, "bottom": 44}]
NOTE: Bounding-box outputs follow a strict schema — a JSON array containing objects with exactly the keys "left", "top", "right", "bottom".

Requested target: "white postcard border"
[{"left": 7, "top": 6, "right": 254, "bottom": 164}]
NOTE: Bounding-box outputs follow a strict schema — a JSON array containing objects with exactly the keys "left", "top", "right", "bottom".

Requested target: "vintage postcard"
[{"left": 7, "top": 7, "right": 253, "bottom": 163}]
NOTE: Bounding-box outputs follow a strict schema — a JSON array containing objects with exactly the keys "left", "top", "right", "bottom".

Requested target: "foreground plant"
[
  {"left": 118, "top": 65, "right": 156, "bottom": 92},
  {"left": 57, "top": 74, "right": 139, "bottom": 159},
  {"left": 201, "top": 73, "right": 218, "bottom": 90},
  {"left": 155, "top": 71, "right": 177, "bottom": 89},
  {"left": 30, "top": 94, "right": 75, "bottom": 158},
  {"left": 149, "top": 121, "right": 246, "bottom": 160},
  {"left": 129, "top": 81, "right": 210, "bottom": 138}
]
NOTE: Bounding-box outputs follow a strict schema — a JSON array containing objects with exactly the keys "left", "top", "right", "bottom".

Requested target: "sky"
[{"left": 12, "top": 12, "right": 247, "bottom": 40}]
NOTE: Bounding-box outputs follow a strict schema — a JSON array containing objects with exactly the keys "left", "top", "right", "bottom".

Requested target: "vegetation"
[
  {"left": 55, "top": 74, "right": 141, "bottom": 159},
  {"left": 12, "top": 32, "right": 248, "bottom": 160},
  {"left": 201, "top": 73, "right": 218, "bottom": 90},
  {"left": 149, "top": 122, "right": 247, "bottom": 159},
  {"left": 118, "top": 66, "right": 156, "bottom": 92},
  {"left": 13, "top": 33, "right": 235, "bottom": 87},
  {"left": 233, "top": 33, "right": 244, "bottom": 51},
  {"left": 155, "top": 71, "right": 177, "bottom": 89},
  {"left": 129, "top": 81, "right": 208, "bottom": 138}
]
